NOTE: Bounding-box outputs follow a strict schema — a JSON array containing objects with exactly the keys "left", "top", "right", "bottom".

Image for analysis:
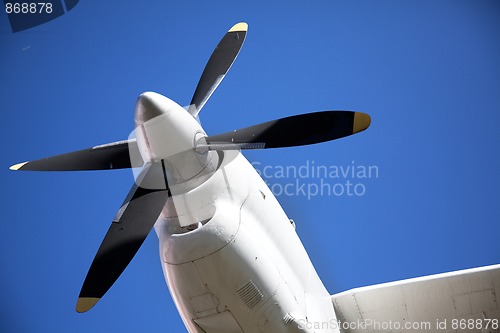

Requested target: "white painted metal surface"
[
  {"left": 154, "top": 150, "right": 339, "bottom": 332},
  {"left": 331, "top": 264, "right": 500, "bottom": 333}
]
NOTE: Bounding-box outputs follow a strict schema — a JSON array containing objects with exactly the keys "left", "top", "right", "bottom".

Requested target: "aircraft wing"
[{"left": 331, "top": 264, "right": 500, "bottom": 333}]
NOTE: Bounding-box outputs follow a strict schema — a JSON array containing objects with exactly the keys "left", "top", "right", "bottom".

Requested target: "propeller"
[
  {"left": 9, "top": 22, "right": 372, "bottom": 313},
  {"left": 187, "top": 22, "right": 247, "bottom": 117},
  {"left": 76, "top": 162, "right": 169, "bottom": 312},
  {"left": 198, "top": 111, "right": 371, "bottom": 151},
  {"left": 9, "top": 139, "right": 138, "bottom": 171}
]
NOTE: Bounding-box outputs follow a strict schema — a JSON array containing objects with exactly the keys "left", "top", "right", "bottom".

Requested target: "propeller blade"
[
  {"left": 201, "top": 111, "right": 371, "bottom": 150},
  {"left": 187, "top": 22, "right": 248, "bottom": 117},
  {"left": 76, "top": 163, "right": 169, "bottom": 312},
  {"left": 9, "top": 139, "right": 139, "bottom": 171}
]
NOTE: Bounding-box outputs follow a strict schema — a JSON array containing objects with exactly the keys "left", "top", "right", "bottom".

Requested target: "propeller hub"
[
  {"left": 133, "top": 92, "right": 217, "bottom": 185},
  {"left": 134, "top": 92, "right": 202, "bottom": 161},
  {"left": 134, "top": 91, "right": 167, "bottom": 126}
]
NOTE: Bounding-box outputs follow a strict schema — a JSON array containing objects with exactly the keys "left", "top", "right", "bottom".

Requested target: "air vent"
[
  {"left": 236, "top": 280, "right": 263, "bottom": 309},
  {"left": 283, "top": 313, "right": 295, "bottom": 326}
]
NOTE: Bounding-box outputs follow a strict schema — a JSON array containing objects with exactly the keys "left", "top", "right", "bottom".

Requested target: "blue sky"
[{"left": 1, "top": 1, "right": 499, "bottom": 332}]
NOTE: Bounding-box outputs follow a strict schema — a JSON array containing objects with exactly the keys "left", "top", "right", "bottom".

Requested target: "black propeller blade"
[
  {"left": 76, "top": 163, "right": 169, "bottom": 312},
  {"left": 201, "top": 111, "right": 371, "bottom": 150},
  {"left": 10, "top": 139, "right": 138, "bottom": 171},
  {"left": 187, "top": 22, "right": 248, "bottom": 117}
]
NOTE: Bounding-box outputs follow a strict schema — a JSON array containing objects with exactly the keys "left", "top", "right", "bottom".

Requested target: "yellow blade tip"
[
  {"left": 353, "top": 112, "right": 371, "bottom": 134},
  {"left": 9, "top": 162, "right": 28, "bottom": 171},
  {"left": 229, "top": 22, "right": 248, "bottom": 33},
  {"left": 76, "top": 297, "right": 100, "bottom": 313}
]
